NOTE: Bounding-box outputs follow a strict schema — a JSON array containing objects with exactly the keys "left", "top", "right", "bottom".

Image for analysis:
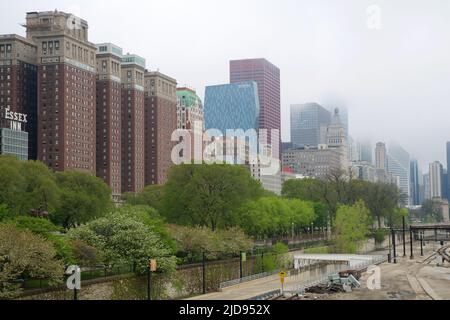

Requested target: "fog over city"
[{"left": 2, "top": 0, "right": 450, "bottom": 168}]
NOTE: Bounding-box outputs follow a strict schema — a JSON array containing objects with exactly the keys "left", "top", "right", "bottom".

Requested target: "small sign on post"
[
  {"left": 241, "top": 252, "right": 247, "bottom": 262},
  {"left": 279, "top": 271, "right": 287, "bottom": 283},
  {"left": 149, "top": 259, "right": 157, "bottom": 272},
  {"left": 279, "top": 271, "right": 287, "bottom": 294}
]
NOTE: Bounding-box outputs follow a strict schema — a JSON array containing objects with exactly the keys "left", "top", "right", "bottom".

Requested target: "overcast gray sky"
[{"left": 2, "top": 0, "right": 450, "bottom": 170}]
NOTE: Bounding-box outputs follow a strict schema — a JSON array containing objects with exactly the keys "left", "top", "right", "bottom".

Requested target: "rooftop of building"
[
  {"left": 96, "top": 43, "right": 123, "bottom": 58},
  {"left": 0, "top": 34, "right": 36, "bottom": 46},
  {"left": 122, "top": 53, "right": 146, "bottom": 69},
  {"left": 144, "top": 70, "right": 177, "bottom": 84}
]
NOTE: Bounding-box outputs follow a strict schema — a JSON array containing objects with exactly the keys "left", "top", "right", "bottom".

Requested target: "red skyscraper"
[{"left": 230, "top": 58, "right": 281, "bottom": 158}]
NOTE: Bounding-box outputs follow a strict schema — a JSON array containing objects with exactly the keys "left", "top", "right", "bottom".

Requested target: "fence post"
[
  {"left": 410, "top": 228, "right": 414, "bottom": 260},
  {"left": 202, "top": 252, "right": 206, "bottom": 295},
  {"left": 392, "top": 228, "right": 397, "bottom": 264},
  {"left": 239, "top": 251, "right": 243, "bottom": 279},
  {"left": 402, "top": 216, "right": 407, "bottom": 257}
]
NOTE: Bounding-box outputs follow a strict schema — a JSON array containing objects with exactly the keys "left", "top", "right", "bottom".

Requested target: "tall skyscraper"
[
  {"left": 121, "top": 54, "right": 145, "bottom": 193},
  {"left": 446, "top": 142, "right": 450, "bottom": 199},
  {"left": 0, "top": 34, "right": 37, "bottom": 160},
  {"left": 326, "top": 108, "right": 348, "bottom": 172},
  {"left": 144, "top": 71, "right": 178, "bottom": 186},
  {"left": 26, "top": 11, "right": 97, "bottom": 173},
  {"left": 423, "top": 173, "right": 431, "bottom": 201},
  {"left": 375, "top": 142, "right": 387, "bottom": 170},
  {"left": 230, "top": 58, "right": 280, "bottom": 158},
  {"left": 429, "top": 161, "right": 444, "bottom": 199},
  {"left": 387, "top": 144, "right": 410, "bottom": 204},
  {"left": 95, "top": 43, "right": 123, "bottom": 198},
  {"left": 204, "top": 82, "right": 260, "bottom": 133},
  {"left": 290, "top": 103, "right": 331, "bottom": 148},
  {"left": 410, "top": 159, "right": 420, "bottom": 205}
]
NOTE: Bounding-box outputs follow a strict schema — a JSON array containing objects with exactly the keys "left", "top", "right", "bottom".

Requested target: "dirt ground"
[{"left": 300, "top": 245, "right": 450, "bottom": 300}]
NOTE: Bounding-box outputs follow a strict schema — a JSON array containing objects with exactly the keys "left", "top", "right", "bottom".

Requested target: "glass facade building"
[
  {"left": 204, "top": 82, "right": 260, "bottom": 133},
  {"left": 290, "top": 103, "right": 331, "bottom": 148},
  {"left": 410, "top": 159, "right": 420, "bottom": 205},
  {"left": 0, "top": 128, "right": 28, "bottom": 160}
]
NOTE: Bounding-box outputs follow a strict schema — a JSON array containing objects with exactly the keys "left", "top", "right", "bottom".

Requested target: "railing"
[
  {"left": 219, "top": 269, "right": 281, "bottom": 290},
  {"left": 248, "top": 290, "right": 282, "bottom": 301}
]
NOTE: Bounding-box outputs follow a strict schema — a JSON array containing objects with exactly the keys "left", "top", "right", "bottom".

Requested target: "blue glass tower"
[{"left": 204, "top": 82, "right": 260, "bottom": 133}]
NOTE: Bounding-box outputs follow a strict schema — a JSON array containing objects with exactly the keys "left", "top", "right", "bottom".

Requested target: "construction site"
[{"left": 189, "top": 223, "right": 450, "bottom": 301}]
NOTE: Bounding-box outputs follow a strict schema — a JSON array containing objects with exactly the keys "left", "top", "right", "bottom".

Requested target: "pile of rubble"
[{"left": 306, "top": 270, "right": 362, "bottom": 295}]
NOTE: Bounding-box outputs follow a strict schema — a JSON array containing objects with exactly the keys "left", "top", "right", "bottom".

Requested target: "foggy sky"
[{"left": 2, "top": 0, "right": 450, "bottom": 171}]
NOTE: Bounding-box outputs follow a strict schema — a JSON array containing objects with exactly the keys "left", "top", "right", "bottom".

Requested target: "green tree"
[
  {"left": 334, "top": 201, "right": 371, "bottom": 253},
  {"left": 52, "top": 171, "right": 112, "bottom": 229},
  {"left": 168, "top": 225, "right": 253, "bottom": 262},
  {"left": 0, "top": 156, "right": 26, "bottom": 214},
  {"left": 113, "top": 205, "right": 176, "bottom": 252},
  {"left": 18, "top": 160, "right": 60, "bottom": 215},
  {"left": 0, "top": 224, "right": 63, "bottom": 299},
  {"left": 0, "top": 157, "right": 60, "bottom": 216},
  {"left": 123, "top": 185, "right": 165, "bottom": 211},
  {"left": 162, "top": 164, "right": 264, "bottom": 231},
  {"left": 68, "top": 212, "right": 176, "bottom": 274},
  {"left": 419, "top": 200, "right": 444, "bottom": 223},
  {"left": 69, "top": 239, "right": 103, "bottom": 267},
  {"left": 0, "top": 204, "right": 14, "bottom": 222},
  {"left": 238, "top": 197, "right": 315, "bottom": 239},
  {"left": 362, "top": 183, "right": 400, "bottom": 228}
]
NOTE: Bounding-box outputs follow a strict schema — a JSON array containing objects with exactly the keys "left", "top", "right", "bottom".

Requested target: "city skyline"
[{"left": 1, "top": 0, "right": 450, "bottom": 168}]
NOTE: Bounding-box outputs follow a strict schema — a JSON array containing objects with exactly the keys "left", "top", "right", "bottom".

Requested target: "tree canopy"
[
  {"left": 68, "top": 210, "right": 176, "bottom": 274},
  {"left": 161, "top": 164, "right": 265, "bottom": 231},
  {"left": 334, "top": 201, "right": 371, "bottom": 253},
  {"left": 0, "top": 224, "right": 63, "bottom": 299},
  {"left": 52, "top": 171, "right": 112, "bottom": 229}
]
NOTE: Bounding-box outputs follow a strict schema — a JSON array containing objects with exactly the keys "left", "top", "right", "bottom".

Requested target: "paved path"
[{"left": 187, "top": 273, "right": 287, "bottom": 300}]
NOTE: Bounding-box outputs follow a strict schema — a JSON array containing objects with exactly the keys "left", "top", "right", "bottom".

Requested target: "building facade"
[
  {"left": 326, "top": 108, "right": 348, "bottom": 173},
  {"left": 429, "top": 161, "right": 444, "bottom": 199},
  {"left": 204, "top": 82, "right": 260, "bottom": 134},
  {"left": 375, "top": 142, "right": 387, "bottom": 170},
  {"left": 95, "top": 43, "right": 122, "bottom": 198},
  {"left": 282, "top": 145, "right": 342, "bottom": 179},
  {"left": 410, "top": 159, "right": 420, "bottom": 205},
  {"left": 26, "top": 11, "right": 97, "bottom": 173},
  {"left": 0, "top": 34, "right": 37, "bottom": 160},
  {"left": 176, "top": 87, "right": 204, "bottom": 130},
  {"left": 230, "top": 58, "right": 281, "bottom": 158},
  {"left": 121, "top": 54, "right": 145, "bottom": 193},
  {"left": 290, "top": 103, "right": 331, "bottom": 148},
  {"left": 0, "top": 128, "right": 28, "bottom": 160},
  {"left": 144, "top": 71, "right": 177, "bottom": 186}
]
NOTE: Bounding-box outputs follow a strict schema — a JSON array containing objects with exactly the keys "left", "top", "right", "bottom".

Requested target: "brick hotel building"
[
  {"left": 26, "top": 11, "right": 97, "bottom": 173},
  {"left": 0, "top": 11, "right": 179, "bottom": 195},
  {"left": 96, "top": 43, "right": 123, "bottom": 198},
  {"left": 121, "top": 54, "right": 146, "bottom": 193},
  {"left": 0, "top": 34, "right": 38, "bottom": 160},
  {"left": 144, "top": 71, "right": 177, "bottom": 186}
]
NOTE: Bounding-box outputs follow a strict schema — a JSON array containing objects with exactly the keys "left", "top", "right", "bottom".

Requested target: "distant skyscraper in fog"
[
  {"left": 387, "top": 144, "right": 410, "bottom": 205},
  {"left": 446, "top": 142, "right": 450, "bottom": 199},
  {"left": 429, "top": 161, "right": 444, "bottom": 199},
  {"left": 290, "top": 103, "right": 331, "bottom": 148},
  {"left": 375, "top": 142, "right": 387, "bottom": 170},
  {"left": 410, "top": 159, "right": 420, "bottom": 205}
]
